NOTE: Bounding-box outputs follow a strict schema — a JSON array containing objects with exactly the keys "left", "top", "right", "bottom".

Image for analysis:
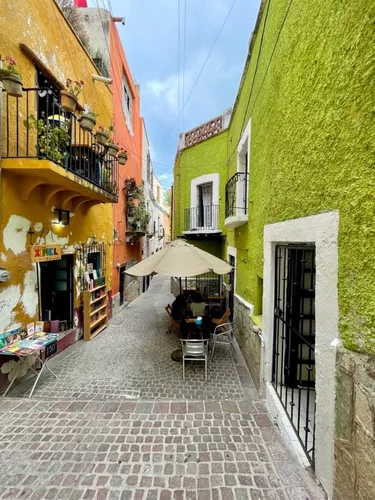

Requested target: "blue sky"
[{"left": 89, "top": 0, "right": 261, "bottom": 189}]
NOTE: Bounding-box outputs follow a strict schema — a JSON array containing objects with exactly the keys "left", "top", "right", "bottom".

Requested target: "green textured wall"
[
  {"left": 173, "top": 131, "right": 228, "bottom": 239},
  {"left": 226, "top": 0, "right": 375, "bottom": 353}
]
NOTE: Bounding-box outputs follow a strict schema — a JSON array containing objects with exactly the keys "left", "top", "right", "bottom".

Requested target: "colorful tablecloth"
[{"left": 0, "top": 332, "right": 59, "bottom": 356}]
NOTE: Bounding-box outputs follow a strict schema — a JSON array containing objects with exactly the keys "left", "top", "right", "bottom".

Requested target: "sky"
[{"left": 88, "top": 0, "right": 261, "bottom": 190}]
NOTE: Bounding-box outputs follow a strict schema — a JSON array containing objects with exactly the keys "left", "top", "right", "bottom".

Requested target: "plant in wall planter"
[
  {"left": 95, "top": 124, "right": 109, "bottom": 146},
  {"left": 80, "top": 110, "right": 98, "bottom": 132},
  {"left": 107, "top": 141, "right": 120, "bottom": 158},
  {"left": 0, "top": 56, "right": 23, "bottom": 97},
  {"left": 118, "top": 149, "right": 128, "bottom": 165},
  {"left": 125, "top": 177, "right": 142, "bottom": 199},
  {"left": 61, "top": 78, "right": 84, "bottom": 113},
  {"left": 105, "top": 125, "right": 119, "bottom": 157}
]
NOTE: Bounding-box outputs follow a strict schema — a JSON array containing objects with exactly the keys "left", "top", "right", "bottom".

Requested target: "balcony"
[
  {"left": 2, "top": 88, "right": 119, "bottom": 208},
  {"left": 183, "top": 205, "right": 222, "bottom": 238},
  {"left": 225, "top": 172, "right": 248, "bottom": 229}
]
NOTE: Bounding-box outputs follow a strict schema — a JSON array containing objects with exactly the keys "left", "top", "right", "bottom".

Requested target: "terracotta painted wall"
[{"left": 109, "top": 20, "right": 143, "bottom": 301}]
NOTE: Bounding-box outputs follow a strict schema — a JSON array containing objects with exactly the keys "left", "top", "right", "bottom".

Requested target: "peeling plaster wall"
[{"left": 0, "top": 0, "right": 114, "bottom": 334}]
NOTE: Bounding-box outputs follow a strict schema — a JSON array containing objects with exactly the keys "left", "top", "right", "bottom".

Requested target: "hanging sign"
[{"left": 30, "top": 244, "right": 62, "bottom": 263}]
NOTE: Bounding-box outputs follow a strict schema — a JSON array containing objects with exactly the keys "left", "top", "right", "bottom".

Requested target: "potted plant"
[
  {"left": 80, "top": 110, "right": 98, "bottom": 132},
  {"left": 0, "top": 56, "right": 23, "bottom": 97},
  {"left": 118, "top": 149, "right": 128, "bottom": 165},
  {"left": 125, "top": 177, "right": 142, "bottom": 199},
  {"left": 24, "top": 113, "right": 70, "bottom": 164},
  {"left": 106, "top": 125, "right": 119, "bottom": 157},
  {"left": 60, "top": 78, "right": 84, "bottom": 113},
  {"left": 95, "top": 124, "right": 109, "bottom": 146}
]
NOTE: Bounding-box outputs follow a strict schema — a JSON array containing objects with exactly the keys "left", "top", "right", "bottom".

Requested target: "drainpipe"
[{"left": 252, "top": 325, "right": 265, "bottom": 396}]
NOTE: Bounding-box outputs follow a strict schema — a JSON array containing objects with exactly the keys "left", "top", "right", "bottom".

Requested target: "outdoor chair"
[
  {"left": 180, "top": 338, "right": 209, "bottom": 382},
  {"left": 210, "top": 322, "right": 236, "bottom": 360},
  {"left": 211, "top": 309, "right": 231, "bottom": 326}
]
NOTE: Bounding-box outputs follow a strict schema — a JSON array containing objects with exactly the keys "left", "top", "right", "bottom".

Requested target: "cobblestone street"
[{"left": 0, "top": 276, "right": 325, "bottom": 499}]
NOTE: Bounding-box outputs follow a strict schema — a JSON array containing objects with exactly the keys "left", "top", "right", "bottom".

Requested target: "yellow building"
[{"left": 0, "top": 0, "right": 118, "bottom": 383}]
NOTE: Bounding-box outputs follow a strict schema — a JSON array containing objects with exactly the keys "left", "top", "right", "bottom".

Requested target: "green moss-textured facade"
[
  {"left": 173, "top": 130, "right": 228, "bottom": 242},
  {"left": 225, "top": 0, "right": 375, "bottom": 355}
]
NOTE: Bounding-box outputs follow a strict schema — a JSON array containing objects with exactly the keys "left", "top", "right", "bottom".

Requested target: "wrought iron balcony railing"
[
  {"left": 184, "top": 204, "right": 220, "bottom": 232},
  {"left": 2, "top": 88, "right": 119, "bottom": 197},
  {"left": 225, "top": 172, "right": 248, "bottom": 219}
]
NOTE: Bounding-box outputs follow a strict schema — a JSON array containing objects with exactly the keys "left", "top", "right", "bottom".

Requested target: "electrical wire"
[
  {"left": 182, "top": 0, "right": 187, "bottom": 132},
  {"left": 153, "top": 0, "right": 238, "bottom": 164}
]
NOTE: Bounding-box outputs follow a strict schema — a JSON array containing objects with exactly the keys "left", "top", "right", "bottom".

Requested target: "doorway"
[
  {"left": 228, "top": 254, "right": 236, "bottom": 317},
  {"left": 119, "top": 264, "right": 126, "bottom": 306},
  {"left": 197, "top": 182, "right": 213, "bottom": 228},
  {"left": 272, "top": 245, "right": 316, "bottom": 466},
  {"left": 40, "top": 255, "right": 74, "bottom": 328}
]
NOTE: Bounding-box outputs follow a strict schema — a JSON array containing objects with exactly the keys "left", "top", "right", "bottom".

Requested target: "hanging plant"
[
  {"left": 80, "top": 110, "right": 98, "bottom": 132},
  {"left": 0, "top": 56, "right": 23, "bottom": 97},
  {"left": 125, "top": 177, "right": 142, "bottom": 199},
  {"left": 95, "top": 124, "right": 109, "bottom": 146},
  {"left": 61, "top": 78, "right": 84, "bottom": 113},
  {"left": 118, "top": 149, "right": 128, "bottom": 165}
]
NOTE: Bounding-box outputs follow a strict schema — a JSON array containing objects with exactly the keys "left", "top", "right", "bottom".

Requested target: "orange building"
[
  {"left": 77, "top": 7, "right": 145, "bottom": 314},
  {"left": 109, "top": 15, "right": 144, "bottom": 313}
]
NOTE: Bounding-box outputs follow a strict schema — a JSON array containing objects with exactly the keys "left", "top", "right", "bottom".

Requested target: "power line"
[
  {"left": 153, "top": 0, "right": 238, "bottom": 163},
  {"left": 182, "top": 0, "right": 187, "bottom": 132}
]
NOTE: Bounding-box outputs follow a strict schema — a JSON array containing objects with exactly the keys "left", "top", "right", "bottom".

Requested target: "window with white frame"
[
  {"left": 122, "top": 75, "right": 134, "bottom": 136},
  {"left": 236, "top": 119, "right": 251, "bottom": 215},
  {"left": 189, "top": 174, "right": 220, "bottom": 230}
]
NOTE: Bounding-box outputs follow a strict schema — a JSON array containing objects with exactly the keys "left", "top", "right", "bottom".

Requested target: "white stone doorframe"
[{"left": 262, "top": 212, "right": 339, "bottom": 499}]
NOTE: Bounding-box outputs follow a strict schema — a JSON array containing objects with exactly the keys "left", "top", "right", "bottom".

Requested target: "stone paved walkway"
[{"left": 0, "top": 276, "right": 325, "bottom": 500}]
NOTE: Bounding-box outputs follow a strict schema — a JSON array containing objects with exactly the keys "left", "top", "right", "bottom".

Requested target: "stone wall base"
[
  {"left": 334, "top": 347, "right": 375, "bottom": 500},
  {"left": 233, "top": 294, "right": 262, "bottom": 390}
]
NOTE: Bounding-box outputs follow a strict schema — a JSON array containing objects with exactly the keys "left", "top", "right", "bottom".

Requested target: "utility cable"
[{"left": 153, "top": 0, "right": 238, "bottom": 163}]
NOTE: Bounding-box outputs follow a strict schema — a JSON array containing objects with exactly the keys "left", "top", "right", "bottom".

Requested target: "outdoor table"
[{"left": 1, "top": 332, "right": 59, "bottom": 398}]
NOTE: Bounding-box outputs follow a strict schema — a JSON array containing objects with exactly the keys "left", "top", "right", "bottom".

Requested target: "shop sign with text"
[{"left": 30, "top": 245, "right": 62, "bottom": 263}]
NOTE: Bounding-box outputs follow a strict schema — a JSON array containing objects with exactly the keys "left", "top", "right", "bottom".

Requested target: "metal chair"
[
  {"left": 180, "top": 339, "right": 209, "bottom": 382},
  {"left": 210, "top": 322, "right": 236, "bottom": 360}
]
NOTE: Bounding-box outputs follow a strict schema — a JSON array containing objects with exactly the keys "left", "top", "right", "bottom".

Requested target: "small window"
[
  {"left": 147, "top": 154, "right": 151, "bottom": 183},
  {"left": 122, "top": 74, "right": 134, "bottom": 135}
]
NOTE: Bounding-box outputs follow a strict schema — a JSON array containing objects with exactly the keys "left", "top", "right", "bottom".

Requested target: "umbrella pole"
[{"left": 179, "top": 277, "right": 182, "bottom": 295}]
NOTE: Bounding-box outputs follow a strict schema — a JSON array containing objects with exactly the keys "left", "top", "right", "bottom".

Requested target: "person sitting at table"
[
  {"left": 171, "top": 294, "right": 185, "bottom": 321},
  {"left": 190, "top": 292, "right": 208, "bottom": 317}
]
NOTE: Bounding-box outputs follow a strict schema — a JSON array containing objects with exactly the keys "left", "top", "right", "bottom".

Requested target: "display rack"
[{"left": 83, "top": 284, "right": 108, "bottom": 340}]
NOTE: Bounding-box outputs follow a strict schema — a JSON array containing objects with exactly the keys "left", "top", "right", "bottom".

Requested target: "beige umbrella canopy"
[{"left": 125, "top": 239, "right": 232, "bottom": 277}]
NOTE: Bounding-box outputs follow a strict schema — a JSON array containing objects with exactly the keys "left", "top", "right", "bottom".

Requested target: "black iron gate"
[{"left": 272, "top": 245, "right": 316, "bottom": 467}]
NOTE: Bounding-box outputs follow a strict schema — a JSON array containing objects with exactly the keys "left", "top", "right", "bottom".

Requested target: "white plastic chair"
[
  {"left": 180, "top": 339, "right": 209, "bottom": 382},
  {"left": 210, "top": 322, "right": 236, "bottom": 360}
]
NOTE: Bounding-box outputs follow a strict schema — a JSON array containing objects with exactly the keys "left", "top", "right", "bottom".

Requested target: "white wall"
[
  {"left": 142, "top": 122, "right": 167, "bottom": 258},
  {"left": 262, "top": 211, "right": 339, "bottom": 499}
]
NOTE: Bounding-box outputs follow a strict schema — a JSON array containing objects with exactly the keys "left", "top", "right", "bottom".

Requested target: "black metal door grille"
[{"left": 272, "top": 245, "right": 316, "bottom": 467}]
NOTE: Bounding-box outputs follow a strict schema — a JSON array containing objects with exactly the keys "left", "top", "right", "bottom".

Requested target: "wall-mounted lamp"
[{"left": 53, "top": 209, "right": 70, "bottom": 226}]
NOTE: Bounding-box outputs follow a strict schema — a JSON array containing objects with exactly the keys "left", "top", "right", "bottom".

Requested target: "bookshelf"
[{"left": 83, "top": 284, "right": 108, "bottom": 340}]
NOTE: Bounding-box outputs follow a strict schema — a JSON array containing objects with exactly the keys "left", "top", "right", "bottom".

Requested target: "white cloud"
[{"left": 158, "top": 173, "right": 171, "bottom": 180}]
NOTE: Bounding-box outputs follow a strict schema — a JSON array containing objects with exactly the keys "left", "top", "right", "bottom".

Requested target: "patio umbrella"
[{"left": 125, "top": 239, "right": 232, "bottom": 277}]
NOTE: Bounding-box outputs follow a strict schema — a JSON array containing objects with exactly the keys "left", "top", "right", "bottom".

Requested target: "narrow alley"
[{"left": 0, "top": 277, "right": 324, "bottom": 500}]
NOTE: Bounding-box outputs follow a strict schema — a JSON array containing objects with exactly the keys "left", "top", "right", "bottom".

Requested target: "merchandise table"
[{"left": 0, "top": 332, "right": 59, "bottom": 398}]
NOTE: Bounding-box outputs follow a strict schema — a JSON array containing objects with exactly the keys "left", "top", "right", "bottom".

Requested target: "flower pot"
[
  {"left": 0, "top": 72, "right": 23, "bottom": 97},
  {"left": 118, "top": 152, "right": 128, "bottom": 165},
  {"left": 60, "top": 90, "right": 78, "bottom": 113},
  {"left": 107, "top": 143, "right": 120, "bottom": 157},
  {"left": 80, "top": 114, "right": 96, "bottom": 132},
  {"left": 96, "top": 131, "right": 109, "bottom": 146}
]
